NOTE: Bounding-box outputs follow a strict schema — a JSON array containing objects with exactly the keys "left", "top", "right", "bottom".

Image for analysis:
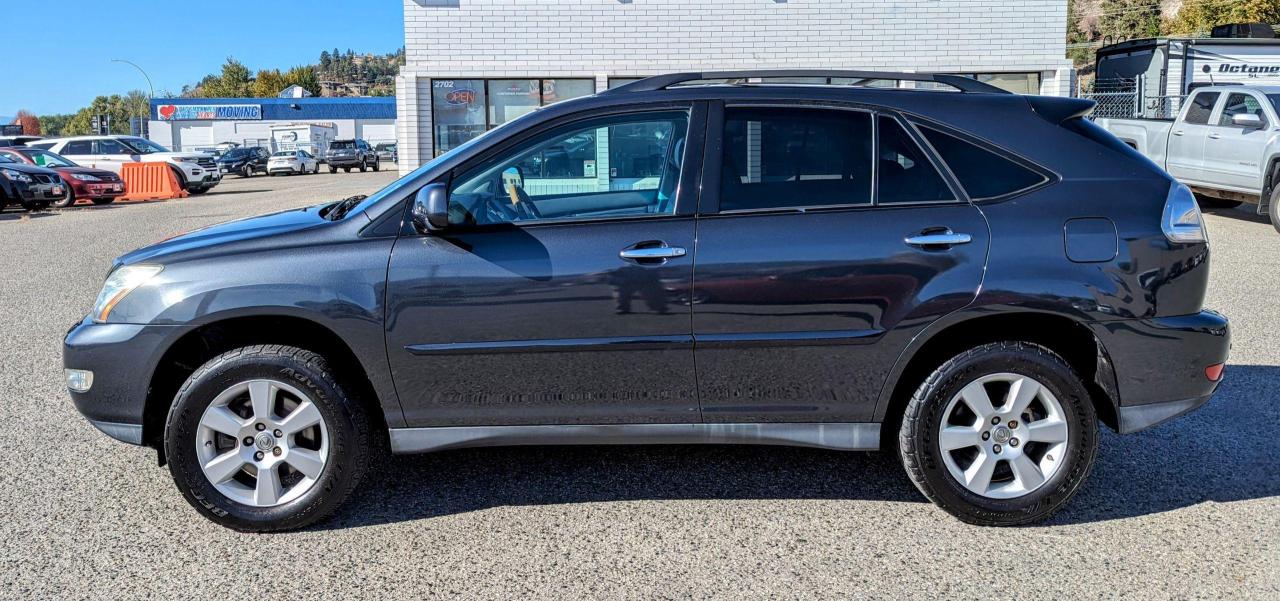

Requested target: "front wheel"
[
  {"left": 372, "top": 160, "right": 379, "bottom": 172},
  {"left": 898, "top": 341, "right": 1097, "bottom": 526},
  {"left": 51, "top": 187, "right": 76, "bottom": 209},
  {"left": 164, "top": 345, "right": 375, "bottom": 532}
]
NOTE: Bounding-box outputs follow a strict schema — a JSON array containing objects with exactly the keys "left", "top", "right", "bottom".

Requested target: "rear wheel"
[
  {"left": 164, "top": 345, "right": 374, "bottom": 532},
  {"left": 372, "top": 160, "right": 379, "bottom": 172},
  {"left": 899, "top": 341, "right": 1097, "bottom": 526}
]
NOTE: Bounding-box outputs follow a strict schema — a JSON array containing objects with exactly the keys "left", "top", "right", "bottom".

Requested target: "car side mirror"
[
  {"left": 411, "top": 183, "right": 450, "bottom": 233},
  {"left": 1232, "top": 113, "right": 1264, "bottom": 129}
]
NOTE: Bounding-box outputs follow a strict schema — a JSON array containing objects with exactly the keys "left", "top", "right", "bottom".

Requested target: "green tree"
[
  {"left": 37, "top": 114, "right": 73, "bottom": 137},
  {"left": 1099, "top": 0, "right": 1161, "bottom": 42},
  {"left": 250, "top": 69, "right": 287, "bottom": 97},
  {"left": 197, "top": 58, "right": 252, "bottom": 98},
  {"left": 63, "top": 93, "right": 147, "bottom": 136},
  {"left": 282, "top": 66, "right": 320, "bottom": 96},
  {"left": 1166, "top": 0, "right": 1280, "bottom": 36}
]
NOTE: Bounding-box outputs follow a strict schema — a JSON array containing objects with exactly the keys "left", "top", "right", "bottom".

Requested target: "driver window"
[
  {"left": 447, "top": 110, "right": 689, "bottom": 226},
  {"left": 95, "top": 140, "right": 128, "bottom": 155}
]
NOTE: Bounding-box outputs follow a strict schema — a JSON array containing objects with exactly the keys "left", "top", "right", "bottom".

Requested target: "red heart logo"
[{"left": 159, "top": 105, "right": 176, "bottom": 119}]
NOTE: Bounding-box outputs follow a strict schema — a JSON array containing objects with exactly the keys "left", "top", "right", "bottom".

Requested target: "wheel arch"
[
  {"left": 142, "top": 313, "right": 389, "bottom": 461},
  {"left": 875, "top": 311, "right": 1121, "bottom": 445}
]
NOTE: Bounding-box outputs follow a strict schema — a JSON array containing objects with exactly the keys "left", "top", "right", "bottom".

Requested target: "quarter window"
[
  {"left": 876, "top": 116, "right": 954, "bottom": 204},
  {"left": 919, "top": 126, "right": 1047, "bottom": 200},
  {"left": 1218, "top": 93, "right": 1267, "bottom": 128},
  {"left": 447, "top": 110, "right": 689, "bottom": 226},
  {"left": 719, "top": 108, "right": 873, "bottom": 211},
  {"left": 1184, "top": 92, "right": 1220, "bottom": 125}
]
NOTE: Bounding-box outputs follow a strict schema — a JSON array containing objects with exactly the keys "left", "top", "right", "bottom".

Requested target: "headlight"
[
  {"left": 1, "top": 168, "right": 33, "bottom": 183},
  {"left": 69, "top": 173, "right": 102, "bottom": 182},
  {"left": 92, "top": 264, "right": 163, "bottom": 323},
  {"left": 171, "top": 157, "right": 186, "bottom": 163}
]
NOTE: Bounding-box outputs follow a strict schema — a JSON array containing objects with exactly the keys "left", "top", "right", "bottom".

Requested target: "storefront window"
[
  {"left": 432, "top": 79, "right": 487, "bottom": 156},
  {"left": 542, "top": 79, "right": 595, "bottom": 105},
  {"left": 488, "top": 79, "right": 541, "bottom": 127}
]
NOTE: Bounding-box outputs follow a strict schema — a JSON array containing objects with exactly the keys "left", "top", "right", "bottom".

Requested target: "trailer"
[{"left": 268, "top": 123, "right": 337, "bottom": 159}]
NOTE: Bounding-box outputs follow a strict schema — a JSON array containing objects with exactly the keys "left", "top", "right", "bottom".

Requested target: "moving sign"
[{"left": 155, "top": 104, "right": 262, "bottom": 121}]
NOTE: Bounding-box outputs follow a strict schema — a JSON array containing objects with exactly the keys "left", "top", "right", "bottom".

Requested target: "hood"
[
  {"left": 144, "top": 151, "right": 207, "bottom": 161},
  {"left": 0, "top": 162, "right": 60, "bottom": 177},
  {"left": 117, "top": 204, "right": 330, "bottom": 265},
  {"left": 55, "top": 166, "right": 117, "bottom": 178}
]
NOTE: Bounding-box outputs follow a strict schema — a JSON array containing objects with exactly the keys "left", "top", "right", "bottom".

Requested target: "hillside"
[{"left": 183, "top": 48, "right": 405, "bottom": 99}]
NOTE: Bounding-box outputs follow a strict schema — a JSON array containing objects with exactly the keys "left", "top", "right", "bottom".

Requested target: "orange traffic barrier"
[{"left": 120, "top": 162, "right": 188, "bottom": 202}]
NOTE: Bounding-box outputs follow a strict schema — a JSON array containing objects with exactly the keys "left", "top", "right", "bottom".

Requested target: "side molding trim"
[{"left": 389, "top": 422, "right": 881, "bottom": 454}]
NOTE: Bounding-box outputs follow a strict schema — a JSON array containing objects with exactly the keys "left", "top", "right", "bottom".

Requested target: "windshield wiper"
[{"left": 324, "top": 194, "right": 368, "bottom": 221}]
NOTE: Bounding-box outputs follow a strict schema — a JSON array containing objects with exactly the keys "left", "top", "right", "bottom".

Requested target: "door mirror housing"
[
  {"left": 411, "top": 183, "right": 450, "bottom": 233},
  {"left": 1231, "top": 113, "right": 1264, "bottom": 129}
]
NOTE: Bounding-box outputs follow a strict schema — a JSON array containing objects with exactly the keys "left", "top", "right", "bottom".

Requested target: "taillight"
[{"left": 1161, "top": 183, "right": 1207, "bottom": 244}]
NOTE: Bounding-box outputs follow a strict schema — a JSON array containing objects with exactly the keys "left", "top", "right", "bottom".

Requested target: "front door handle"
[
  {"left": 620, "top": 246, "right": 687, "bottom": 261},
  {"left": 1172, "top": 130, "right": 1184, "bottom": 136},
  {"left": 1208, "top": 133, "right": 1222, "bottom": 140},
  {"left": 904, "top": 230, "right": 972, "bottom": 248}
]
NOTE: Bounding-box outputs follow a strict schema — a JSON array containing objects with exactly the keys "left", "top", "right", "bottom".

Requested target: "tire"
[
  {"left": 1269, "top": 186, "right": 1280, "bottom": 235},
  {"left": 329, "top": 167, "right": 337, "bottom": 174},
  {"left": 372, "top": 160, "right": 380, "bottom": 172},
  {"left": 91, "top": 197, "right": 115, "bottom": 206},
  {"left": 164, "top": 345, "right": 375, "bottom": 532},
  {"left": 358, "top": 161, "right": 367, "bottom": 173},
  {"left": 242, "top": 166, "right": 253, "bottom": 178},
  {"left": 51, "top": 187, "right": 76, "bottom": 209},
  {"left": 899, "top": 341, "right": 1097, "bottom": 526},
  {"left": 344, "top": 167, "right": 351, "bottom": 173}
]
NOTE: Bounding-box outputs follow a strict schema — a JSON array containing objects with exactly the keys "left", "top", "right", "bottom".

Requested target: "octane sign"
[{"left": 155, "top": 104, "right": 262, "bottom": 121}]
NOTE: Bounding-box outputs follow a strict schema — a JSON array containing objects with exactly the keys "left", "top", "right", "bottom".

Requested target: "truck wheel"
[
  {"left": 51, "top": 188, "right": 76, "bottom": 209},
  {"left": 164, "top": 345, "right": 375, "bottom": 532},
  {"left": 1270, "top": 186, "right": 1280, "bottom": 234},
  {"left": 899, "top": 341, "right": 1097, "bottom": 526}
]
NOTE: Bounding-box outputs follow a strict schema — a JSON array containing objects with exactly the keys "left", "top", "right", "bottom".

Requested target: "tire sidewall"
[
  {"left": 1270, "top": 186, "right": 1280, "bottom": 234},
  {"left": 908, "top": 344, "right": 1097, "bottom": 525},
  {"left": 165, "top": 348, "right": 362, "bottom": 531}
]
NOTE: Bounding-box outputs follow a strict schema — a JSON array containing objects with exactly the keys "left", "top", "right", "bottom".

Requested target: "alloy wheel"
[
  {"left": 195, "top": 379, "right": 329, "bottom": 507},
  {"left": 937, "top": 373, "right": 1069, "bottom": 500}
]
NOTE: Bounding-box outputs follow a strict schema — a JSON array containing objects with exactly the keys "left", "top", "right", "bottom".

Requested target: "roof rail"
[{"left": 606, "top": 70, "right": 1012, "bottom": 95}]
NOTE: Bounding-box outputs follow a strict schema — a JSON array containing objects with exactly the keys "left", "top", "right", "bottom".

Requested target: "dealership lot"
[{"left": 0, "top": 172, "right": 1276, "bottom": 598}]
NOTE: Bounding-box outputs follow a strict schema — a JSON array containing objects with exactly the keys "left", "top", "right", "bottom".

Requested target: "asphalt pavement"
[{"left": 0, "top": 170, "right": 1275, "bottom": 599}]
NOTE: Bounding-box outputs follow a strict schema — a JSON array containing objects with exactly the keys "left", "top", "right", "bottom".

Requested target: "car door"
[
  {"left": 1167, "top": 90, "right": 1220, "bottom": 184},
  {"left": 1203, "top": 92, "right": 1271, "bottom": 193},
  {"left": 385, "top": 104, "right": 707, "bottom": 426},
  {"left": 691, "top": 104, "right": 992, "bottom": 423},
  {"left": 57, "top": 140, "right": 102, "bottom": 171},
  {"left": 92, "top": 139, "right": 136, "bottom": 174}
]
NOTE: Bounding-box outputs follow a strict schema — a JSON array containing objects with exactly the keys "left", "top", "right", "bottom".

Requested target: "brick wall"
[{"left": 398, "top": 0, "right": 1072, "bottom": 172}]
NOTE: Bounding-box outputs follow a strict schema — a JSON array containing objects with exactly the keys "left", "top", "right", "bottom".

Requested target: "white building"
[
  {"left": 148, "top": 97, "right": 396, "bottom": 154},
  {"left": 395, "top": 0, "right": 1073, "bottom": 173}
]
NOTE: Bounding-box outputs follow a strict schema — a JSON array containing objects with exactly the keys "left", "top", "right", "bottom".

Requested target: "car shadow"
[
  {"left": 312, "top": 364, "right": 1278, "bottom": 531},
  {"left": 1202, "top": 204, "right": 1270, "bottom": 225},
  {"left": 205, "top": 189, "right": 272, "bottom": 196},
  {"left": 0, "top": 210, "right": 58, "bottom": 222}
]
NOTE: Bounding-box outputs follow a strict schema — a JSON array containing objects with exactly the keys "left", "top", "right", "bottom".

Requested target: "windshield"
[
  {"left": 24, "top": 149, "right": 77, "bottom": 168},
  {"left": 272, "top": 151, "right": 296, "bottom": 157},
  {"left": 331, "top": 141, "right": 356, "bottom": 150},
  {"left": 0, "top": 154, "right": 16, "bottom": 164},
  {"left": 221, "top": 148, "right": 251, "bottom": 159},
  {"left": 1269, "top": 95, "right": 1280, "bottom": 116},
  {"left": 121, "top": 138, "right": 170, "bottom": 154}
]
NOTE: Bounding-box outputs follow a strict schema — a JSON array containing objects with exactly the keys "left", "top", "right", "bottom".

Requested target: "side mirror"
[
  {"left": 1232, "top": 113, "right": 1264, "bottom": 129},
  {"left": 411, "top": 183, "right": 450, "bottom": 233}
]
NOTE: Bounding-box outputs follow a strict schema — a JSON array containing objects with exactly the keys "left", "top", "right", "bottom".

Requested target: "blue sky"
[{"left": 3, "top": 1, "right": 404, "bottom": 116}]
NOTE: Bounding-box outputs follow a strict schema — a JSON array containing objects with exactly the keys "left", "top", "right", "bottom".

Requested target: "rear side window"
[
  {"left": 62, "top": 141, "right": 92, "bottom": 155},
  {"left": 719, "top": 108, "right": 873, "bottom": 211},
  {"left": 876, "top": 116, "right": 954, "bottom": 204},
  {"left": 1184, "top": 92, "right": 1220, "bottom": 125},
  {"left": 919, "top": 126, "right": 1047, "bottom": 200}
]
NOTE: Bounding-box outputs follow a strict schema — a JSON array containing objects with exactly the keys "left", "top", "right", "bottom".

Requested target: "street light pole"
[{"left": 112, "top": 59, "right": 154, "bottom": 136}]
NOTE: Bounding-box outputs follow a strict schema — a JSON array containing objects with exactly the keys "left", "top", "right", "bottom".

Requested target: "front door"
[
  {"left": 386, "top": 106, "right": 705, "bottom": 426},
  {"left": 1203, "top": 92, "right": 1270, "bottom": 193},
  {"left": 692, "top": 106, "right": 993, "bottom": 423}
]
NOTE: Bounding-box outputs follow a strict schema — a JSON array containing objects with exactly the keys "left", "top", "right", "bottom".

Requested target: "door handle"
[
  {"left": 1172, "top": 130, "right": 1184, "bottom": 136},
  {"left": 620, "top": 246, "right": 687, "bottom": 261},
  {"left": 1208, "top": 133, "right": 1221, "bottom": 140},
  {"left": 904, "top": 230, "right": 972, "bottom": 248}
]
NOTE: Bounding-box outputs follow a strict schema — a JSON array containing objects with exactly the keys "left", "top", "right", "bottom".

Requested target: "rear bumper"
[
  {"left": 62, "top": 317, "right": 188, "bottom": 445},
  {"left": 326, "top": 157, "right": 363, "bottom": 167},
  {"left": 1089, "top": 310, "right": 1230, "bottom": 433}
]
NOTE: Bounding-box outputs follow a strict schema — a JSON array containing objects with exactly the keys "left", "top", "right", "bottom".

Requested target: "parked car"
[
  {"left": 267, "top": 150, "right": 320, "bottom": 175},
  {"left": 0, "top": 147, "right": 123, "bottom": 208},
  {"left": 215, "top": 147, "right": 270, "bottom": 178},
  {"left": 1096, "top": 85, "right": 1280, "bottom": 232},
  {"left": 0, "top": 152, "right": 64, "bottom": 211},
  {"left": 64, "top": 70, "right": 1229, "bottom": 532},
  {"left": 375, "top": 142, "right": 398, "bottom": 163},
  {"left": 325, "top": 139, "right": 378, "bottom": 173},
  {"left": 29, "top": 136, "right": 221, "bottom": 195}
]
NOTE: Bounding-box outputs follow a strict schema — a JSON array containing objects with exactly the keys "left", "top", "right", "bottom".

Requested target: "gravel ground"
[{"left": 0, "top": 172, "right": 1276, "bottom": 600}]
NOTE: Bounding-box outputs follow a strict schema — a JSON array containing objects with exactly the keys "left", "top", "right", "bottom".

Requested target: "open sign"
[{"left": 445, "top": 88, "right": 478, "bottom": 106}]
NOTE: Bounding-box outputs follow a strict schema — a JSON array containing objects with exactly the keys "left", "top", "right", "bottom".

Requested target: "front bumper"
[
  {"left": 1089, "top": 310, "right": 1230, "bottom": 433},
  {"left": 62, "top": 316, "right": 188, "bottom": 445},
  {"left": 69, "top": 179, "right": 125, "bottom": 199},
  {"left": 10, "top": 180, "right": 65, "bottom": 202}
]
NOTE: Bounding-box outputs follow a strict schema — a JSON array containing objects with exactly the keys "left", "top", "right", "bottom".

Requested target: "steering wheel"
[{"left": 483, "top": 168, "right": 542, "bottom": 223}]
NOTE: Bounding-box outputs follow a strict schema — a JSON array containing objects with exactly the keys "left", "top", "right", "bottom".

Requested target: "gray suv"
[
  {"left": 325, "top": 139, "right": 378, "bottom": 173},
  {"left": 63, "top": 71, "right": 1229, "bottom": 531}
]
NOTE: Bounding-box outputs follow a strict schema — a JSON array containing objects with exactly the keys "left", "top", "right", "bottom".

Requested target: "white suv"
[{"left": 28, "top": 136, "right": 221, "bottom": 194}]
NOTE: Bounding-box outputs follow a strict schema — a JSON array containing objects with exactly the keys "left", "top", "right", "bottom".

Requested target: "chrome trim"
[
  {"left": 88, "top": 420, "right": 143, "bottom": 445},
  {"left": 389, "top": 422, "right": 880, "bottom": 454},
  {"left": 903, "top": 232, "right": 972, "bottom": 246},
  {"left": 619, "top": 246, "right": 687, "bottom": 260},
  {"left": 406, "top": 335, "right": 692, "bottom": 355}
]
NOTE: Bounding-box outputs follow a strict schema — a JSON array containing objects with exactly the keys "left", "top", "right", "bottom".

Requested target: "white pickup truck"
[{"left": 1097, "top": 85, "right": 1280, "bottom": 232}]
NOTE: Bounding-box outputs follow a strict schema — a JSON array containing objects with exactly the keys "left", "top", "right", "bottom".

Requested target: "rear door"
[
  {"left": 1203, "top": 92, "right": 1270, "bottom": 193},
  {"left": 691, "top": 104, "right": 995, "bottom": 423},
  {"left": 386, "top": 103, "right": 707, "bottom": 426},
  {"left": 57, "top": 140, "right": 106, "bottom": 171},
  {"left": 1167, "top": 90, "right": 1220, "bottom": 184}
]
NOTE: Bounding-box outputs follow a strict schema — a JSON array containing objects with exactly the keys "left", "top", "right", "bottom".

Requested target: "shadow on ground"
[
  {"left": 0, "top": 210, "right": 58, "bottom": 222},
  {"left": 316, "top": 364, "right": 1279, "bottom": 530}
]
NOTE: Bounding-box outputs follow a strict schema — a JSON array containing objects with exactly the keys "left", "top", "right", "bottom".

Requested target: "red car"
[{"left": 0, "top": 146, "right": 124, "bottom": 208}]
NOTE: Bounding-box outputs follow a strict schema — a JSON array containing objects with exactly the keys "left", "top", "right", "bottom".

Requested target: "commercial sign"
[{"left": 155, "top": 104, "right": 262, "bottom": 121}]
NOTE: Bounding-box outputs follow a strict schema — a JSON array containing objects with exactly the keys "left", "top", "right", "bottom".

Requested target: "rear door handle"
[
  {"left": 904, "top": 231, "right": 972, "bottom": 248},
  {"left": 1172, "top": 130, "right": 1184, "bottom": 136},
  {"left": 1208, "top": 133, "right": 1221, "bottom": 140},
  {"left": 620, "top": 246, "right": 687, "bottom": 260}
]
